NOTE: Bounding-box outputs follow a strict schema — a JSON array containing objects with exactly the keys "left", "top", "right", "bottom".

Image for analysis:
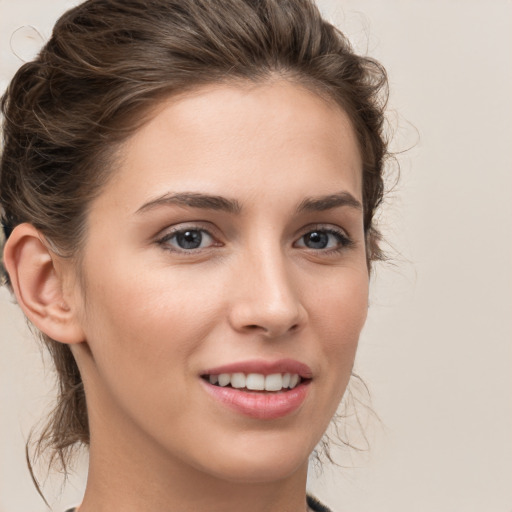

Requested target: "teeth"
[
  {"left": 231, "top": 373, "right": 246, "bottom": 389},
  {"left": 246, "top": 373, "right": 265, "bottom": 390},
  {"left": 289, "top": 374, "right": 299, "bottom": 388},
  {"left": 218, "top": 373, "right": 230, "bottom": 387},
  {"left": 265, "top": 373, "right": 283, "bottom": 391},
  {"left": 206, "top": 372, "right": 302, "bottom": 391}
]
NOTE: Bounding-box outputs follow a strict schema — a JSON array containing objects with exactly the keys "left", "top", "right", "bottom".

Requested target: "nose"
[{"left": 227, "top": 247, "right": 307, "bottom": 338}]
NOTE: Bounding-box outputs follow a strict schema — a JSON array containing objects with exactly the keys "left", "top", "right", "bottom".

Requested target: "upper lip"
[{"left": 200, "top": 358, "right": 313, "bottom": 379}]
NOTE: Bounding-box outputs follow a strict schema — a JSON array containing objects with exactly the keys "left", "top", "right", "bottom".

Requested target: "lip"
[
  {"left": 199, "top": 358, "right": 312, "bottom": 420},
  {"left": 200, "top": 358, "right": 313, "bottom": 379},
  {"left": 200, "top": 379, "right": 310, "bottom": 419}
]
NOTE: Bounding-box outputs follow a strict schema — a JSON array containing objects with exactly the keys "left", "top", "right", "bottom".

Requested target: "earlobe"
[{"left": 3, "top": 223, "right": 85, "bottom": 344}]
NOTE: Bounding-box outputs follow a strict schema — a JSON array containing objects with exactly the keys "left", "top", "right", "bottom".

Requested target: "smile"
[
  {"left": 204, "top": 372, "right": 303, "bottom": 392},
  {"left": 199, "top": 359, "right": 312, "bottom": 419}
]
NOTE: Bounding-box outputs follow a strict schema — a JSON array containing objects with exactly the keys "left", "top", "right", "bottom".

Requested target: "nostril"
[{"left": 244, "top": 322, "right": 300, "bottom": 336}]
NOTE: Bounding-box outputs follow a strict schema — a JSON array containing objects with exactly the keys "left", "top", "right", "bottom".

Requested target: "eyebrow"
[
  {"left": 136, "top": 190, "right": 362, "bottom": 215},
  {"left": 295, "top": 192, "right": 363, "bottom": 213},
  {"left": 136, "top": 192, "right": 242, "bottom": 215}
]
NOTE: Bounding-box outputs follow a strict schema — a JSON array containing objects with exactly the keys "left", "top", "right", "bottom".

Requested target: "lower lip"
[{"left": 200, "top": 379, "right": 311, "bottom": 420}]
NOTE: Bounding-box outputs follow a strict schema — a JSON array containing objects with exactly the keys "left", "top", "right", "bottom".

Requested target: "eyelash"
[
  {"left": 156, "top": 225, "right": 219, "bottom": 253},
  {"left": 156, "top": 224, "right": 353, "bottom": 255},
  {"left": 294, "top": 226, "right": 354, "bottom": 254}
]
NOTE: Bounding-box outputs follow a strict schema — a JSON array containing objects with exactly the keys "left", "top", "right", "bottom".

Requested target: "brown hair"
[{"left": 0, "top": 0, "right": 388, "bottom": 484}]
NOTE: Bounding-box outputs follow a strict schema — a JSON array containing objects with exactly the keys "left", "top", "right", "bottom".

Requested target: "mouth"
[
  {"left": 199, "top": 359, "right": 312, "bottom": 419},
  {"left": 200, "top": 372, "right": 307, "bottom": 392}
]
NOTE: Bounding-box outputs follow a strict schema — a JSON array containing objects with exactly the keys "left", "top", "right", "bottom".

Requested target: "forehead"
[{"left": 95, "top": 80, "right": 363, "bottom": 214}]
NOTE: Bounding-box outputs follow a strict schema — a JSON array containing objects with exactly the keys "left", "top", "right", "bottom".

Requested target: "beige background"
[{"left": 1, "top": 1, "right": 511, "bottom": 511}]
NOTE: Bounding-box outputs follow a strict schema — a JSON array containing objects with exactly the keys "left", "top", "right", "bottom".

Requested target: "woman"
[{"left": 0, "top": 0, "right": 388, "bottom": 511}]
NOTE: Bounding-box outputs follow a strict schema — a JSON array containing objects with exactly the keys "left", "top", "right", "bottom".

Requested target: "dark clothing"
[
  {"left": 65, "top": 495, "right": 332, "bottom": 511},
  {"left": 307, "top": 494, "right": 333, "bottom": 511}
]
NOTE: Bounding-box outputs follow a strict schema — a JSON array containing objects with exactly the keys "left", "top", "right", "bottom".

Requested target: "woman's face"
[{"left": 70, "top": 81, "right": 369, "bottom": 483}]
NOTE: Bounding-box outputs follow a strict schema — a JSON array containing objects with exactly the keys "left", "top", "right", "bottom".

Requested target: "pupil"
[
  {"left": 177, "top": 230, "right": 202, "bottom": 249},
  {"left": 306, "top": 231, "right": 328, "bottom": 249}
]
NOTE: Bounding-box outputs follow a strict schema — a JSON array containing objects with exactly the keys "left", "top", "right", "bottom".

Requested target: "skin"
[{"left": 5, "top": 80, "right": 369, "bottom": 512}]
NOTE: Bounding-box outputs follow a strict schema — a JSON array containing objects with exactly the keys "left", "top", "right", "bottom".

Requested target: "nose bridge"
[{"left": 229, "top": 237, "right": 306, "bottom": 337}]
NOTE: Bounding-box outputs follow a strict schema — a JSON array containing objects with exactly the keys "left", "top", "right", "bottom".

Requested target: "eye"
[
  {"left": 158, "top": 227, "right": 217, "bottom": 252},
  {"left": 295, "top": 228, "right": 352, "bottom": 251}
]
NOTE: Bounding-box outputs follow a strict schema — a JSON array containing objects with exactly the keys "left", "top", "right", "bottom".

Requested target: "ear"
[{"left": 3, "top": 223, "right": 85, "bottom": 344}]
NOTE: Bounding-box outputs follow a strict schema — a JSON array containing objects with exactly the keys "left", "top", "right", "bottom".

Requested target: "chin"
[
  {"left": 209, "top": 457, "right": 308, "bottom": 485},
  {"left": 190, "top": 430, "right": 314, "bottom": 484}
]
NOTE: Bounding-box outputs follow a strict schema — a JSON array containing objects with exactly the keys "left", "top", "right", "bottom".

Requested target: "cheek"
[
  {"left": 76, "top": 268, "right": 222, "bottom": 438},
  {"left": 78, "top": 263, "right": 220, "bottom": 396},
  {"left": 84, "top": 258, "right": 215, "bottom": 335},
  {"left": 312, "top": 266, "right": 369, "bottom": 339},
  {"left": 309, "top": 267, "right": 369, "bottom": 386}
]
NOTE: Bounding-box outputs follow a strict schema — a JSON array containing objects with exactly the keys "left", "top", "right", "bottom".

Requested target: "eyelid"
[
  {"left": 154, "top": 221, "right": 353, "bottom": 255},
  {"left": 293, "top": 224, "right": 354, "bottom": 251},
  {"left": 156, "top": 222, "right": 222, "bottom": 253},
  {"left": 296, "top": 223, "right": 351, "bottom": 239}
]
